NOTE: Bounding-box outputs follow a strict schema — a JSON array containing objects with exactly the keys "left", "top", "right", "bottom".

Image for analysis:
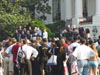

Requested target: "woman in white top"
[{"left": 43, "top": 29, "right": 48, "bottom": 39}]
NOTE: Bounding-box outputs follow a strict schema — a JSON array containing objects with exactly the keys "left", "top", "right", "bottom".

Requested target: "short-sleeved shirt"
[
  {"left": 72, "top": 44, "right": 96, "bottom": 60},
  {"left": 5, "top": 44, "right": 15, "bottom": 60},
  {"left": 68, "top": 42, "right": 80, "bottom": 53}
]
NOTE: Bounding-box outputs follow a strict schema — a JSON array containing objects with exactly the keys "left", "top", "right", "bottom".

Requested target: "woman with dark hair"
[{"left": 51, "top": 40, "right": 67, "bottom": 75}]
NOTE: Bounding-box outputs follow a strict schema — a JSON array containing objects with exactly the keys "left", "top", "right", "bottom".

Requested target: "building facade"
[
  {"left": 37, "top": 0, "right": 100, "bottom": 25},
  {"left": 35, "top": 0, "right": 100, "bottom": 39}
]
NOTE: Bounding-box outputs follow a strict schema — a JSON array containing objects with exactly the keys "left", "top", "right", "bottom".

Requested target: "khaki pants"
[
  {"left": 9, "top": 60, "right": 13, "bottom": 72},
  {"left": 26, "top": 59, "right": 32, "bottom": 75},
  {"left": 3, "top": 57, "right": 9, "bottom": 75}
]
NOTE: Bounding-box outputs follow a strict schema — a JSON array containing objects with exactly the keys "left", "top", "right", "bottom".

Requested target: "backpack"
[{"left": 18, "top": 46, "right": 26, "bottom": 64}]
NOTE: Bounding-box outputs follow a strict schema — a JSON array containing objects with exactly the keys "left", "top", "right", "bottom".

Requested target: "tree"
[
  {"left": 0, "top": 0, "right": 54, "bottom": 41},
  {"left": 0, "top": 0, "right": 32, "bottom": 40},
  {"left": 16, "top": 0, "right": 51, "bottom": 20}
]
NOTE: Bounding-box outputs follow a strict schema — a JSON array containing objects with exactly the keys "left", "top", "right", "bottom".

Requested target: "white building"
[{"left": 36, "top": 0, "right": 100, "bottom": 39}]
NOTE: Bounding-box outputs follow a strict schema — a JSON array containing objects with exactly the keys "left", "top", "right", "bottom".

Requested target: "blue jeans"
[{"left": 77, "top": 59, "right": 89, "bottom": 75}]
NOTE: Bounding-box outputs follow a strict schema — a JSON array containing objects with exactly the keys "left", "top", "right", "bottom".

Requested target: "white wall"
[
  {"left": 72, "top": 0, "right": 75, "bottom": 18},
  {"left": 87, "top": 0, "right": 96, "bottom": 17}
]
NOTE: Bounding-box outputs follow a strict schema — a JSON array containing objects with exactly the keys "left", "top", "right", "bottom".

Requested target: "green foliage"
[
  {"left": 17, "top": 0, "right": 51, "bottom": 20},
  {"left": 46, "top": 20, "right": 66, "bottom": 33},
  {"left": 0, "top": 0, "right": 31, "bottom": 36},
  {"left": 0, "top": 0, "right": 53, "bottom": 40},
  {"left": 30, "top": 19, "right": 55, "bottom": 37}
]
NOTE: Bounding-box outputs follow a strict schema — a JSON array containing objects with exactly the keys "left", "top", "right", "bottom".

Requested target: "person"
[
  {"left": 26, "top": 31, "right": 31, "bottom": 40},
  {"left": 23, "top": 28, "right": 27, "bottom": 35},
  {"left": 39, "top": 38, "right": 50, "bottom": 75},
  {"left": 31, "top": 40, "right": 41, "bottom": 75},
  {"left": 83, "top": 8, "right": 87, "bottom": 18},
  {"left": 12, "top": 42, "right": 22, "bottom": 75},
  {"left": 72, "top": 38, "right": 96, "bottom": 75},
  {"left": 3, "top": 42, "right": 9, "bottom": 75},
  {"left": 73, "top": 29, "right": 79, "bottom": 38},
  {"left": 21, "top": 31, "right": 26, "bottom": 41},
  {"left": 85, "top": 26, "right": 90, "bottom": 39},
  {"left": 68, "top": 37, "right": 80, "bottom": 53},
  {"left": 68, "top": 37, "right": 80, "bottom": 75},
  {"left": 97, "top": 40, "right": 100, "bottom": 57},
  {"left": 18, "top": 26, "right": 22, "bottom": 34},
  {"left": 65, "top": 24, "right": 73, "bottom": 41},
  {"left": 51, "top": 40, "right": 67, "bottom": 75},
  {"left": 5, "top": 38, "right": 17, "bottom": 75},
  {"left": 0, "top": 42, "right": 4, "bottom": 75},
  {"left": 43, "top": 29, "right": 48, "bottom": 39},
  {"left": 36, "top": 27, "right": 42, "bottom": 37},
  {"left": 61, "top": 37, "right": 69, "bottom": 48},
  {"left": 47, "top": 38, "right": 52, "bottom": 48},
  {"left": 0, "top": 52, "right": 3, "bottom": 75},
  {"left": 17, "top": 39, "right": 38, "bottom": 75},
  {"left": 32, "top": 27, "right": 37, "bottom": 41},
  {"left": 62, "top": 29, "right": 67, "bottom": 38},
  {"left": 14, "top": 30, "right": 19, "bottom": 42},
  {"left": 88, "top": 40, "right": 98, "bottom": 75},
  {"left": 73, "top": 25, "right": 77, "bottom": 31},
  {"left": 28, "top": 26, "right": 33, "bottom": 35},
  {"left": 66, "top": 24, "right": 72, "bottom": 33},
  {"left": 97, "top": 40, "right": 100, "bottom": 74},
  {"left": 78, "top": 24, "right": 84, "bottom": 38}
]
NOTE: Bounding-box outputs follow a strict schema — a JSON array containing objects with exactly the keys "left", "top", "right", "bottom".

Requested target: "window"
[{"left": 52, "top": 0, "right": 61, "bottom": 22}]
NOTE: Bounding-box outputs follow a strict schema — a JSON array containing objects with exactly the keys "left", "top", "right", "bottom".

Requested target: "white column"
[
  {"left": 93, "top": 0, "right": 100, "bottom": 24},
  {"left": 95, "top": 0, "right": 100, "bottom": 15},
  {"left": 87, "top": 0, "right": 95, "bottom": 17},
  {"left": 72, "top": 0, "right": 83, "bottom": 26},
  {"left": 60, "top": 0, "right": 65, "bottom": 20},
  {"left": 65, "top": 0, "right": 72, "bottom": 20},
  {"left": 74, "top": 0, "right": 83, "bottom": 18}
]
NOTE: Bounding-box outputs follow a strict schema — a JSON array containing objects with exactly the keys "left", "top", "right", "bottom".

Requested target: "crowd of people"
[
  {"left": 14, "top": 26, "right": 48, "bottom": 42},
  {"left": 61, "top": 24, "right": 90, "bottom": 41},
  {"left": 0, "top": 24, "right": 100, "bottom": 75}
]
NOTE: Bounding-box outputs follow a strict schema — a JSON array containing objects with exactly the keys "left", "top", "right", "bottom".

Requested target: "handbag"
[
  {"left": 47, "top": 48, "right": 57, "bottom": 65},
  {"left": 18, "top": 46, "right": 26, "bottom": 64}
]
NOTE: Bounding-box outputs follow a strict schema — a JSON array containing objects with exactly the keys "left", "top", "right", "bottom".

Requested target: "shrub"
[
  {"left": 46, "top": 20, "right": 66, "bottom": 33},
  {"left": 30, "top": 19, "right": 55, "bottom": 37}
]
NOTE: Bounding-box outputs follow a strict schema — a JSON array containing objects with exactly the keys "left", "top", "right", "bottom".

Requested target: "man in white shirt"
[
  {"left": 72, "top": 38, "right": 96, "bottom": 75},
  {"left": 17, "top": 39, "right": 38, "bottom": 75},
  {"left": 68, "top": 37, "right": 80, "bottom": 53}
]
